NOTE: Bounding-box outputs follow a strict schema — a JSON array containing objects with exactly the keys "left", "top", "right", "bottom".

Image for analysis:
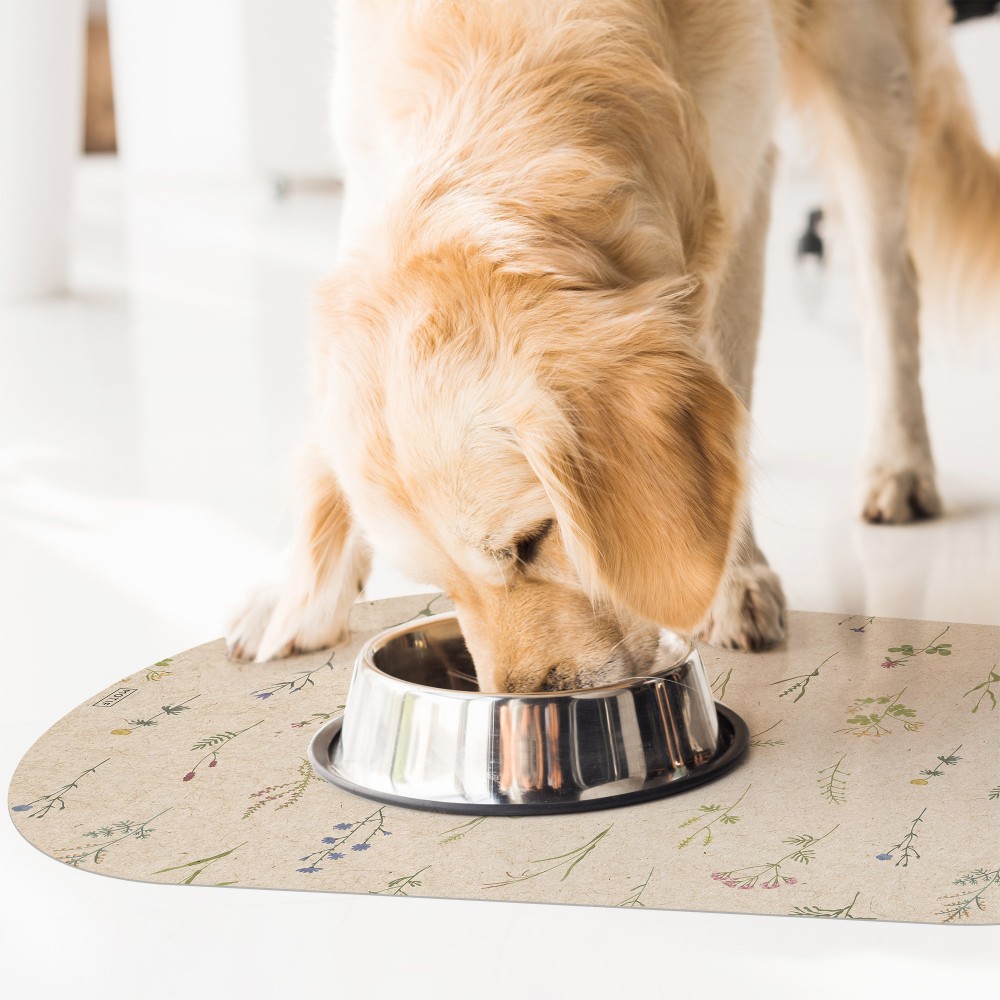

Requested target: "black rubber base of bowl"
[{"left": 307, "top": 703, "right": 750, "bottom": 816}]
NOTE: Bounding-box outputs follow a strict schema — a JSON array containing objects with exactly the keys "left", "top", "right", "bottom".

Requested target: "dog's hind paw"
[
  {"left": 697, "top": 563, "right": 786, "bottom": 653},
  {"left": 861, "top": 467, "right": 941, "bottom": 524}
]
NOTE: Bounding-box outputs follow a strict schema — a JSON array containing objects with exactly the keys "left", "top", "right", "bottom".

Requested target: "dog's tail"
[{"left": 906, "top": 1, "right": 1000, "bottom": 336}]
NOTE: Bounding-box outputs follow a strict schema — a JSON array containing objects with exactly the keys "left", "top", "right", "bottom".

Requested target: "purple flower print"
[
  {"left": 12, "top": 805, "right": 32, "bottom": 812},
  {"left": 297, "top": 866, "right": 322, "bottom": 873},
  {"left": 293, "top": 808, "right": 389, "bottom": 873},
  {"left": 876, "top": 853, "right": 893, "bottom": 861},
  {"left": 254, "top": 692, "right": 274, "bottom": 699}
]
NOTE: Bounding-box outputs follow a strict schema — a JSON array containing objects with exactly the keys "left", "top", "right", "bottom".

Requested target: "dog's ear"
[{"left": 518, "top": 309, "right": 745, "bottom": 633}]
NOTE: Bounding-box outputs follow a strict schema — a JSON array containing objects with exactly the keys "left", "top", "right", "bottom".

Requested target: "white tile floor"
[{"left": 3, "top": 17, "right": 1000, "bottom": 999}]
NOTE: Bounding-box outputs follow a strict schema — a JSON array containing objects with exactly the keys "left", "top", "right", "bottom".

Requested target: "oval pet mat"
[{"left": 8, "top": 595, "right": 999, "bottom": 923}]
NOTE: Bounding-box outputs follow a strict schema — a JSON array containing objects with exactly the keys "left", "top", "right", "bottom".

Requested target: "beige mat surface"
[{"left": 8, "top": 595, "right": 998, "bottom": 923}]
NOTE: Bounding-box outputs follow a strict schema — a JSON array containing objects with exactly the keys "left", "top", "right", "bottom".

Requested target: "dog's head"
[{"left": 318, "top": 246, "right": 745, "bottom": 692}]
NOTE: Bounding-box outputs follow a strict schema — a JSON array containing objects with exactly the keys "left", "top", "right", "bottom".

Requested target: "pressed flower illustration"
[
  {"left": 243, "top": 759, "right": 321, "bottom": 819},
  {"left": 55, "top": 809, "right": 171, "bottom": 867},
  {"left": 712, "top": 825, "right": 840, "bottom": 890},
  {"left": 838, "top": 615, "right": 875, "bottom": 633},
  {"left": 484, "top": 826, "right": 612, "bottom": 888},
  {"left": 289, "top": 707, "right": 344, "bottom": 729},
  {"left": 790, "top": 891, "right": 869, "bottom": 919},
  {"left": 112, "top": 695, "right": 200, "bottom": 735},
  {"left": 749, "top": 721, "right": 785, "bottom": 748},
  {"left": 152, "top": 843, "right": 245, "bottom": 886},
  {"left": 964, "top": 666, "right": 998, "bottom": 713},
  {"left": 677, "top": 785, "right": 750, "bottom": 849},
  {"left": 875, "top": 808, "right": 926, "bottom": 866},
  {"left": 252, "top": 651, "right": 337, "bottom": 699},
  {"left": 711, "top": 667, "right": 733, "bottom": 700},
  {"left": 937, "top": 867, "right": 1000, "bottom": 923},
  {"left": 296, "top": 808, "right": 392, "bottom": 872},
  {"left": 370, "top": 866, "right": 431, "bottom": 897},
  {"left": 770, "top": 652, "right": 837, "bottom": 703},
  {"left": 881, "top": 626, "right": 952, "bottom": 668},
  {"left": 438, "top": 815, "right": 488, "bottom": 845},
  {"left": 817, "top": 754, "right": 850, "bottom": 805},
  {"left": 911, "top": 745, "right": 963, "bottom": 785},
  {"left": 182, "top": 720, "right": 263, "bottom": 780},
  {"left": 12, "top": 758, "right": 111, "bottom": 819},
  {"left": 145, "top": 658, "right": 174, "bottom": 682},
  {"left": 386, "top": 593, "right": 447, "bottom": 628},
  {"left": 839, "top": 689, "right": 922, "bottom": 737},
  {"left": 615, "top": 869, "right": 654, "bottom": 908}
]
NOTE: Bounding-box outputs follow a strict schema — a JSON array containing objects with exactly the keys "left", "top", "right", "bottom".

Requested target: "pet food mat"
[{"left": 8, "top": 596, "right": 998, "bottom": 924}]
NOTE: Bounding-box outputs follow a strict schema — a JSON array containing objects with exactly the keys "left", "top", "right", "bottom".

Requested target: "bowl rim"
[{"left": 356, "top": 610, "right": 699, "bottom": 702}]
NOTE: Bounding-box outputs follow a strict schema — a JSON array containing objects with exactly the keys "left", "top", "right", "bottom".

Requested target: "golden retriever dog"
[{"left": 228, "top": 0, "right": 1000, "bottom": 692}]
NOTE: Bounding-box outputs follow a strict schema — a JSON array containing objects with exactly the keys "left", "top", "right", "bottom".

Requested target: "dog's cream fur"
[{"left": 228, "top": 0, "right": 1000, "bottom": 692}]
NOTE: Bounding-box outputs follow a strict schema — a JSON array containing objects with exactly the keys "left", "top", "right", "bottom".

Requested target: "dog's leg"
[
  {"left": 227, "top": 448, "right": 370, "bottom": 662},
  {"left": 789, "top": 6, "right": 941, "bottom": 524},
  {"left": 698, "top": 147, "right": 786, "bottom": 652}
]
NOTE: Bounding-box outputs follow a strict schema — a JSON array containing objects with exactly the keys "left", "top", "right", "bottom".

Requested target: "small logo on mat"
[{"left": 92, "top": 688, "right": 137, "bottom": 708}]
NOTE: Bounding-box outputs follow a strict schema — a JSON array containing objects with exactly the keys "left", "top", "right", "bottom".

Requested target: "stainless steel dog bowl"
[{"left": 309, "top": 613, "right": 748, "bottom": 814}]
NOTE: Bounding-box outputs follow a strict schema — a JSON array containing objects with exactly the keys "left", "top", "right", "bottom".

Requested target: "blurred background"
[{"left": 1, "top": 2, "right": 998, "bottom": 997}]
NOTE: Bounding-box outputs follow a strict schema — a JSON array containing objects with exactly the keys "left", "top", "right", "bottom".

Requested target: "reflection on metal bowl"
[{"left": 309, "top": 613, "right": 749, "bottom": 814}]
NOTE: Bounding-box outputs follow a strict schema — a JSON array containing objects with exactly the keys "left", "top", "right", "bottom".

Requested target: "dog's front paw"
[
  {"left": 226, "top": 584, "right": 350, "bottom": 663},
  {"left": 226, "top": 585, "right": 283, "bottom": 662},
  {"left": 861, "top": 466, "right": 941, "bottom": 524},
  {"left": 698, "top": 563, "right": 786, "bottom": 652}
]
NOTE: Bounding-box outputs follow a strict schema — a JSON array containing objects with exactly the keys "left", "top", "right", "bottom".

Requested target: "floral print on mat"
[
  {"left": 182, "top": 721, "right": 263, "bottom": 781},
  {"left": 112, "top": 695, "right": 199, "bottom": 736},
  {"left": 964, "top": 666, "right": 998, "bottom": 713},
  {"left": 937, "top": 867, "right": 1000, "bottom": 922},
  {"left": 296, "top": 807, "right": 393, "bottom": 872},
  {"left": 881, "top": 627, "right": 952, "bottom": 669},
  {"left": 712, "top": 826, "right": 839, "bottom": 890},
  {"left": 875, "top": 808, "right": 926, "bottom": 867},
  {"left": 484, "top": 826, "right": 612, "bottom": 889},
  {"left": 839, "top": 689, "right": 923, "bottom": 737},
  {"left": 55, "top": 809, "right": 171, "bottom": 867},
  {"left": 911, "top": 746, "right": 963, "bottom": 785},
  {"left": 11, "top": 758, "right": 110, "bottom": 819},
  {"left": 6, "top": 600, "right": 999, "bottom": 924},
  {"left": 817, "top": 754, "right": 850, "bottom": 805},
  {"left": 677, "top": 785, "right": 749, "bottom": 849},
  {"left": 153, "top": 844, "right": 244, "bottom": 886}
]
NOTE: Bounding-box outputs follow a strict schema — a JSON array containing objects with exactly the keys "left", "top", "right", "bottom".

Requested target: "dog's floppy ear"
[{"left": 518, "top": 309, "right": 745, "bottom": 633}]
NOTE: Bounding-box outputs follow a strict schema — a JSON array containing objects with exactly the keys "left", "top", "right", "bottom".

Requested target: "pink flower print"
[
  {"left": 881, "top": 658, "right": 902, "bottom": 669},
  {"left": 208, "top": 759, "right": 218, "bottom": 768},
  {"left": 182, "top": 771, "right": 195, "bottom": 781}
]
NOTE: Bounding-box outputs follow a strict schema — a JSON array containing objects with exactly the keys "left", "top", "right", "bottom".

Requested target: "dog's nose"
[{"left": 540, "top": 663, "right": 577, "bottom": 692}]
